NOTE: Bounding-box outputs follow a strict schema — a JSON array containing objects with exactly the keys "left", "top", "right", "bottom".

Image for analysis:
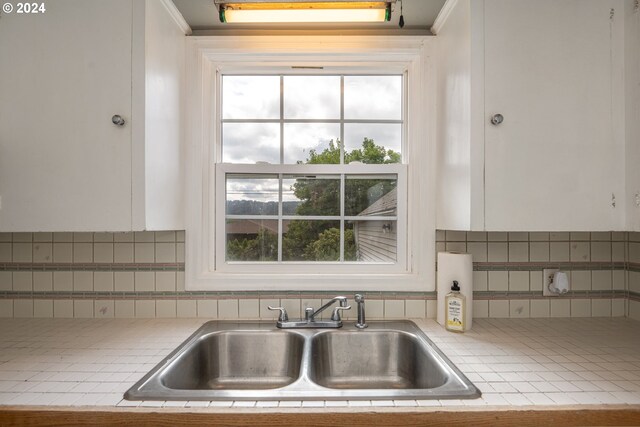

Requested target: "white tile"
[
  {"left": 238, "top": 299, "right": 260, "bottom": 319},
  {"left": 612, "top": 299, "right": 625, "bottom": 317},
  {"left": 177, "top": 300, "right": 197, "bottom": 317},
  {"left": 384, "top": 300, "right": 405, "bottom": 318},
  {"left": 509, "top": 271, "right": 529, "bottom": 291},
  {"left": 13, "top": 271, "right": 32, "bottom": 291},
  {"left": 571, "top": 270, "right": 591, "bottom": 291},
  {"left": 134, "top": 243, "right": 155, "bottom": 263},
  {"left": 33, "top": 272, "right": 53, "bottom": 292},
  {"left": 54, "top": 300, "right": 74, "bottom": 318},
  {"left": 0, "top": 271, "right": 11, "bottom": 291},
  {"left": 155, "top": 272, "right": 176, "bottom": 292},
  {"left": 197, "top": 300, "right": 218, "bottom": 318},
  {"left": 405, "top": 300, "right": 426, "bottom": 318},
  {"left": 156, "top": 300, "right": 177, "bottom": 318},
  {"left": 488, "top": 271, "right": 508, "bottom": 291},
  {"left": 93, "top": 243, "right": 114, "bottom": 263},
  {"left": 53, "top": 271, "right": 73, "bottom": 291},
  {"left": 114, "top": 272, "right": 134, "bottom": 291},
  {"left": 570, "top": 242, "right": 590, "bottom": 262},
  {"left": 0, "top": 233, "right": 10, "bottom": 242},
  {"left": 134, "top": 272, "right": 155, "bottom": 292},
  {"left": 135, "top": 300, "right": 156, "bottom": 318},
  {"left": 570, "top": 299, "right": 591, "bottom": 317},
  {"left": 115, "top": 300, "right": 135, "bottom": 318},
  {"left": 426, "top": 300, "right": 437, "bottom": 318},
  {"left": 445, "top": 242, "right": 466, "bottom": 252},
  {"left": 53, "top": 243, "right": 73, "bottom": 263},
  {"left": 74, "top": 300, "right": 94, "bottom": 318},
  {"left": 155, "top": 231, "right": 176, "bottom": 242},
  {"left": 612, "top": 270, "right": 625, "bottom": 290},
  {"left": 95, "top": 300, "right": 114, "bottom": 318},
  {"left": 155, "top": 243, "right": 176, "bottom": 263},
  {"left": 280, "top": 299, "right": 301, "bottom": 319},
  {"left": 33, "top": 243, "right": 52, "bottom": 263},
  {"left": 13, "top": 300, "right": 33, "bottom": 318},
  {"left": 278, "top": 401, "right": 302, "bottom": 407},
  {"left": 218, "top": 299, "right": 239, "bottom": 319},
  {"left": 33, "top": 300, "right": 53, "bottom": 318},
  {"left": 487, "top": 243, "right": 508, "bottom": 262},
  {"left": 176, "top": 243, "right": 185, "bottom": 263},
  {"left": 508, "top": 242, "right": 529, "bottom": 262},
  {"left": 530, "top": 300, "right": 550, "bottom": 318},
  {"left": 0, "top": 300, "right": 13, "bottom": 317},
  {"left": 473, "top": 300, "right": 489, "bottom": 318},
  {"left": 366, "top": 299, "right": 384, "bottom": 319},
  {"left": 93, "top": 272, "right": 114, "bottom": 292},
  {"left": 550, "top": 299, "right": 570, "bottom": 317},
  {"left": 591, "top": 270, "right": 612, "bottom": 290},
  {"left": 591, "top": 299, "right": 612, "bottom": 317},
  {"left": 93, "top": 232, "right": 114, "bottom": 243},
  {"left": 114, "top": 243, "right": 134, "bottom": 263},
  {"left": 114, "top": 232, "right": 134, "bottom": 243},
  {"left": 549, "top": 242, "right": 570, "bottom": 262},
  {"left": 529, "top": 242, "right": 550, "bottom": 262},
  {"left": 0, "top": 243, "right": 10, "bottom": 262},
  {"left": 530, "top": 271, "right": 543, "bottom": 291},
  {"left": 73, "top": 243, "right": 93, "bottom": 263},
  {"left": 472, "top": 271, "right": 488, "bottom": 292},
  {"left": 73, "top": 271, "right": 93, "bottom": 291},
  {"left": 509, "top": 300, "right": 530, "bottom": 318},
  {"left": 73, "top": 232, "right": 94, "bottom": 243},
  {"left": 176, "top": 271, "right": 185, "bottom": 291},
  {"left": 12, "top": 243, "right": 32, "bottom": 262},
  {"left": 52, "top": 232, "right": 72, "bottom": 243},
  {"left": 489, "top": 300, "right": 509, "bottom": 318},
  {"left": 445, "top": 231, "right": 466, "bottom": 241},
  {"left": 590, "top": 242, "right": 611, "bottom": 262},
  {"left": 134, "top": 232, "right": 155, "bottom": 243}
]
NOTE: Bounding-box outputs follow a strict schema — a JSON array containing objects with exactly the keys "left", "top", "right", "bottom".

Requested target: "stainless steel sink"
[{"left": 125, "top": 320, "right": 480, "bottom": 401}]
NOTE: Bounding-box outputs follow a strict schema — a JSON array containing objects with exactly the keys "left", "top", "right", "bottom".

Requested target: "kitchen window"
[
  {"left": 216, "top": 74, "right": 407, "bottom": 274},
  {"left": 185, "top": 37, "right": 435, "bottom": 291}
]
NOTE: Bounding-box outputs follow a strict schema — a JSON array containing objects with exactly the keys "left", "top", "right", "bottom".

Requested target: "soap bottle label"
[{"left": 446, "top": 296, "right": 464, "bottom": 332}]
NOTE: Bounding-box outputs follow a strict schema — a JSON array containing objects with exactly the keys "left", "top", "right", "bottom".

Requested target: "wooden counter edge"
[{"left": 1, "top": 404, "right": 640, "bottom": 427}]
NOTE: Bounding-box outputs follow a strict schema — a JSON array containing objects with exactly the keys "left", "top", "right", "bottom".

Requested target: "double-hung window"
[
  {"left": 185, "top": 37, "right": 434, "bottom": 291},
  {"left": 215, "top": 74, "right": 407, "bottom": 275}
]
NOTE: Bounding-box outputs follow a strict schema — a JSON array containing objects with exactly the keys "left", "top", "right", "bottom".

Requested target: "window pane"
[
  {"left": 344, "top": 76, "right": 402, "bottom": 120},
  {"left": 283, "top": 123, "right": 340, "bottom": 164},
  {"left": 345, "top": 175, "right": 397, "bottom": 217},
  {"left": 223, "top": 123, "right": 280, "bottom": 164},
  {"left": 346, "top": 220, "right": 397, "bottom": 262},
  {"left": 226, "top": 219, "right": 278, "bottom": 261},
  {"left": 282, "top": 220, "right": 340, "bottom": 261},
  {"left": 284, "top": 76, "right": 340, "bottom": 119},
  {"left": 226, "top": 174, "right": 279, "bottom": 215},
  {"left": 222, "top": 76, "right": 280, "bottom": 119},
  {"left": 344, "top": 123, "right": 401, "bottom": 164},
  {"left": 282, "top": 175, "right": 340, "bottom": 216}
]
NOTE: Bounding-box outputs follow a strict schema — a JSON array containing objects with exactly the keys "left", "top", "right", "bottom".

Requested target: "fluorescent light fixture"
[{"left": 215, "top": 1, "right": 394, "bottom": 24}]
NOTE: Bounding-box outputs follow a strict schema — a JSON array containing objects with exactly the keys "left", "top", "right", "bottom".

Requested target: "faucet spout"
[
  {"left": 355, "top": 294, "right": 368, "bottom": 329},
  {"left": 308, "top": 296, "right": 348, "bottom": 321}
]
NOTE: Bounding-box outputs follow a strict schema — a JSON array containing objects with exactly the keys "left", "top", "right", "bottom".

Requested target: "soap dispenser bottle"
[{"left": 445, "top": 280, "right": 465, "bottom": 333}]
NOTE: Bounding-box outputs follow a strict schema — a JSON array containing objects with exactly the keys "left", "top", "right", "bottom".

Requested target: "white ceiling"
[{"left": 171, "top": 0, "right": 446, "bottom": 34}]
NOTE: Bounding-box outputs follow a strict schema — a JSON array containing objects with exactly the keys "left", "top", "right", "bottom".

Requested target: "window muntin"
[{"left": 217, "top": 74, "right": 406, "bottom": 270}]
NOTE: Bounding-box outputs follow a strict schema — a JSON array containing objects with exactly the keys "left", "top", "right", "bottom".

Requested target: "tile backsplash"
[{"left": 0, "top": 231, "right": 639, "bottom": 320}]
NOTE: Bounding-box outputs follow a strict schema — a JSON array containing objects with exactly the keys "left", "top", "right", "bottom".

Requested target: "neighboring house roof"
[{"left": 357, "top": 187, "right": 397, "bottom": 217}]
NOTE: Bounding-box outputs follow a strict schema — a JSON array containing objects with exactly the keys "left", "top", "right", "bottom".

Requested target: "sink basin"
[
  {"left": 161, "top": 331, "right": 304, "bottom": 390},
  {"left": 125, "top": 320, "right": 480, "bottom": 401},
  {"left": 309, "top": 331, "right": 448, "bottom": 390}
]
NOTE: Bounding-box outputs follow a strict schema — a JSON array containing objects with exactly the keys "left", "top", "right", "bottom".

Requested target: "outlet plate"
[{"left": 543, "top": 268, "right": 559, "bottom": 296}]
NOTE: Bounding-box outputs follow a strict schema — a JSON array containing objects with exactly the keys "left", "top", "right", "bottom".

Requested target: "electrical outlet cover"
[{"left": 542, "top": 268, "right": 560, "bottom": 296}]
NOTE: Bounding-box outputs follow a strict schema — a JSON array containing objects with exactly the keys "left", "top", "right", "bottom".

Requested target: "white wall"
[{"left": 626, "top": 0, "right": 640, "bottom": 231}]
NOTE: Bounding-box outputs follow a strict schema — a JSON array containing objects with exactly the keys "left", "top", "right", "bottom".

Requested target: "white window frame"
[{"left": 185, "top": 36, "right": 436, "bottom": 292}]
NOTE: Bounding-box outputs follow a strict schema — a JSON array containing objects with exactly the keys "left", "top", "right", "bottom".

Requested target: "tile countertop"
[{"left": 0, "top": 317, "right": 640, "bottom": 409}]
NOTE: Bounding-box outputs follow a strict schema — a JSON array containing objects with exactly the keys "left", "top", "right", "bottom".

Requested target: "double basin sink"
[{"left": 125, "top": 320, "right": 480, "bottom": 401}]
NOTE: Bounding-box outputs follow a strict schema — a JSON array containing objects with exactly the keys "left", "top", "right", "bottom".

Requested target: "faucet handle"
[
  {"left": 267, "top": 306, "right": 289, "bottom": 322},
  {"left": 330, "top": 305, "right": 352, "bottom": 322}
]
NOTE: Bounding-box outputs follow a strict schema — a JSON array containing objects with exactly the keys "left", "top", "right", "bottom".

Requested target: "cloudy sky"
[{"left": 222, "top": 75, "right": 402, "bottom": 165}]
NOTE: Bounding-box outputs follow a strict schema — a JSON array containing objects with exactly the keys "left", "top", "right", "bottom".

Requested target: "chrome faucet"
[
  {"left": 268, "top": 296, "right": 351, "bottom": 329},
  {"left": 355, "top": 294, "right": 368, "bottom": 329}
]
